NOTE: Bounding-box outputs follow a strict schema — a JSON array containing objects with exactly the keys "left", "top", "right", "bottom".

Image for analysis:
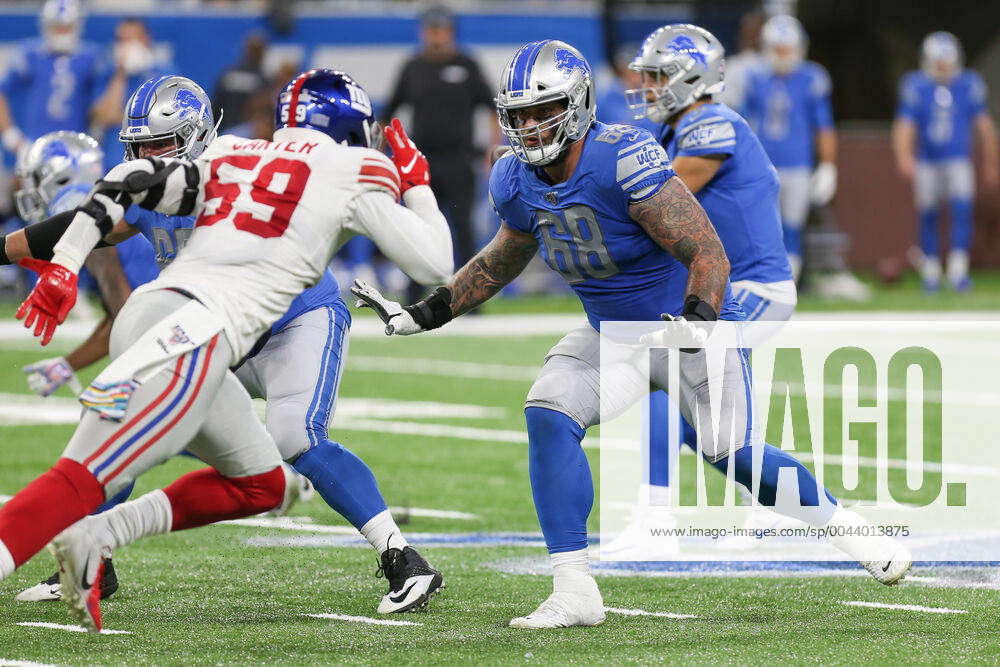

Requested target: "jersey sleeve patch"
[
  {"left": 616, "top": 137, "right": 674, "bottom": 199},
  {"left": 677, "top": 118, "right": 737, "bottom": 155},
  {"left": 358, "top": 152, "right": 401, "bottom": 201}
]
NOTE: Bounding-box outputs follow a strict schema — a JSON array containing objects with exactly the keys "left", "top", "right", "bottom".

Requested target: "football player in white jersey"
[{"left": 0, "top": 69, "right": 453, "bottom": 632}]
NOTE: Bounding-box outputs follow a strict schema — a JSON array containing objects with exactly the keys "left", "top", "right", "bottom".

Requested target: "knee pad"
[
  {"left": 227, "top": 466, "right": 286, "bottom": 515},
  {"left": 525, "top": 356, "right": 598, "bottom": 429}
]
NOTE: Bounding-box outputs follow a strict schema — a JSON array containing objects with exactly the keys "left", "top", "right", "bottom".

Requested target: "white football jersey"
[{"left": 131, "top": 127, "right": 452, "bottom": 360}]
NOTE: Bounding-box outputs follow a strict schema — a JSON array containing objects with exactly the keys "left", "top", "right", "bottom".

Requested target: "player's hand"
[
  {"left": 15, "top": 257, "right": 78, "bottom": 346},
  {"left": 639, "top": 313, "right": 709, "bottom": 353},
  {"left": 23, "top": 357, "right": 82, "bottom": 397},
  {"left": 384, "top": 118, "right": 430, "bottom": 193},
  {"left": 810, "top": 162, "right": 837, "bottom": 206},
  {"left": 350, "top": 279, "right": 425, "bottom": 336}
]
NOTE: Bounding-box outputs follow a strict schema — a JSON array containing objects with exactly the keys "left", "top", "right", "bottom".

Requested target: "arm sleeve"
[
  {"left": 0, "top": 47, "right": 30, "bottom": 95},
  {"left": 345, "top": 185, "right": 454, "bottom": 285},
  {"left": 675, "top": 118, "right": 737, "bottom": 158},
  {"left": 51, "top": 157, "right": 203, "bottom": 272},
  {"left": 896, "top": 74, "right": 920, "bottom": 121},
  {"left": 382, "top": 60, "right": 412, "bottom": 122},
  {"left": 810, "top": 66, "right": 835, "bottom": 131},
  {"left": 969, "top": 72, "right": 988, "bottom": 116}
]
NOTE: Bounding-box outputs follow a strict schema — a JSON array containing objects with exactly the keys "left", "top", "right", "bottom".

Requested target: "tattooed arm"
[
  {"left": 447, "top": 223, "right": 538, "bottom": 317},
  {"left": 628, "top": 176, "right": 729, "bottom": 314}
]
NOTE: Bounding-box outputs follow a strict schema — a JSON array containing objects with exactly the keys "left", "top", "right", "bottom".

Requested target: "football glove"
[
  {"left": 351, "top": 280, "right": 425, "bottom": 336},
  {"left": 639, "top": 313, "right": 709, "bottom": 352},
  {"left": 23, "top": 357, "right": 82, "bottom": 397},
  {"left": 384, "top": 118, "right": 430, "bottom": 193},
  {"left": 810, "top": 162, "right": 837, "bottom": 206},
  {"left": 16, "top": 257, "right": 78, "bottom": 346}
]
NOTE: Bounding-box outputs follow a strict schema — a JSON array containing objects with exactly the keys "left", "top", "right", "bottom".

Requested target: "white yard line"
[
  {"left": 0, "top": 660, "right": 56, "bottom": 667},
  {"left": 219, "top": 517, "right": 356, "bottom": 534},
  {"left": 301, "top": 613, "right": 422, "bottom": 627},
  {"left": 604, "top": 606, "right": 698, "bottom": 619},
  {"left": 16, "top": 621, "right": 131, "bottom": 634},
  {"left": 840, "top": 601, "right": 967, "bottom": 614}
]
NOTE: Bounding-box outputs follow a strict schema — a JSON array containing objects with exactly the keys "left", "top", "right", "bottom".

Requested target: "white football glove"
[
  {"left": 23, "top": 357, "right": 82, "bottom": 397},
  {"left": 810, "top": 161, "right": 837, "bottom": 206},
  {"left": 638, "top": 313, "right": 709, "bottom": 352},
  {"left": 350, "top": 280, "right": 425, "bottom": 336}
]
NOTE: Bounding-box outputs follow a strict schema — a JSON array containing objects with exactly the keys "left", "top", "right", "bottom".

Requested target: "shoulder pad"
[{"left": 357, "top": 150, "right": 400, "bottom": 201}]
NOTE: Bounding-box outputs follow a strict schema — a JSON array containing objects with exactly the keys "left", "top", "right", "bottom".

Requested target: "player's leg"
[
  {"left": 239, "top": 303, "right": 442, "bottom": 613},
  {"left": 659, "top": 345, "right": 911, "bottom": 584},
  {"left": 915, "top": 161, "right": 944, "bottom": 291},
  {"left": 776, "top": 167, "right": 811, "bottom": 281},
  {"left": 945, "top": 158, "right": 975, "bottom": 291},
  {"left": 511, "top": 325, "right": 629, "bottom": 629}
]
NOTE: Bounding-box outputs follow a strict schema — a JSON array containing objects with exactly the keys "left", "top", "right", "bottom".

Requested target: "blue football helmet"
[
  {"left": 275, "top": 69, "right": 380, "bottom": 149},
  {"left": 120, "top": 75, "right": 219, "bottom": 160}
]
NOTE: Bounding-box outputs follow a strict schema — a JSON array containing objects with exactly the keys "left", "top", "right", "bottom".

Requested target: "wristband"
[
  {"left": 404, "top": 286, "right": 453, "bottom": 330},
  {"left": 681, "top": 295, "right": 717, "bottom": 322}
]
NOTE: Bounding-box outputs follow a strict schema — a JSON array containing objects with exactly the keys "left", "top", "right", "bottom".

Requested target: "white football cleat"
[
  {"left": 47, "top": 518, "right": 113, "bottom": 633},
  {"left": 509, "top": 589, "right": 606, "bottom": 629},
  {"left": 14, "top": 572, "right": 61, "bottom": 602},
  {"left": 600, "top": 507, "right": 679, "bottom": 561},
  {"left": 828, "top": 507, "right": 912, "bottom": 585}
]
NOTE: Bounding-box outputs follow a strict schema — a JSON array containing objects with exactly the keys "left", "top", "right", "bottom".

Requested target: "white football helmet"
[
  {"left": 761, "top": 14, "right": 807, "bottom": 74},
  {"left": 15, "top": 131, "right": 104, "bottom": 224},
  {"left": 626, "top": 24, "right": 725, "bottom": 123},
  {"left": 40, "top": 0, "right": 83, "bottom": 54},
  {"left": 120, "top": 75, "right": 220, "bottom": 161},
  {"left": 495, "top": 40, "right": 596, "bottom": 166},
  {"left": 921, "top": 31, "right": 962, "bottom": 83}
]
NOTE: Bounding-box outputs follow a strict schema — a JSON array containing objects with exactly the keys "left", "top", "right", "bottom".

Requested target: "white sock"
[
  {"left": 0, "top": 539, "right": 14, "bottom": 578},
  {"left": 551, "top": 549, "right": 593, "bottom": 594},
  {"left": 100, "top": 490, "right": 173, "bottom": 550},
  {"left": 641, "top": 483, "right": 671, "bottom": 507},
  {"left": 947, "top": 249, "right": 969, "bottom": 284},
  {"left": 921, "top": 255, "right": 942, "bottom": 284},
  {"left": 360, "top": 509, "right": 409, "bottom": 553}
]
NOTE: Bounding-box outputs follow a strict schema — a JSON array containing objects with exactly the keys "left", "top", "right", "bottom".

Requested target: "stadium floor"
[{"left": 0, "top": 276, "right": 998, "bottom": 664}]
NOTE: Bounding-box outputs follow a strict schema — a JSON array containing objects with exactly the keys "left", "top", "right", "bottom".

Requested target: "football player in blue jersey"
[
  {"left": 354, "top": 39, "right": 912, "bottom": 629},
  {"left": 603, "top": 24, "right": 796, "bottom": 559},
  {"left": 0, "top": 0, "right": 109, "bottom": 158},
  {"left": 742, "top": 14, "right": 836, "bottom": 281},
  {"left": 892, "top": 31, "right": 999, "bottom": 292},
  {"left": 5, "top": 74, "right": 446, "bottom": 614}
]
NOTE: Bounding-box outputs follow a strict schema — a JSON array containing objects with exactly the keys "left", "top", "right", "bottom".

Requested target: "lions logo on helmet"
[
  {"left": 627, "top": 24, "right": 725, "bottom": 124},
  {"left": 554, "top": 48, "right": 591, "bottom": 80},
  {"left": 120, "top": 75, "right": 219, "bottom": 161}
]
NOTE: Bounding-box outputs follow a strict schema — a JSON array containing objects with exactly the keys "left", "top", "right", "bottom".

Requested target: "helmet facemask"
[
  {"left": 498, "top": 81, "right": 589, "bottom": 167},
  {"left": 122, "top": 108, "right": 221, "bottom": 160},
  {"left": 626, "top": 60, "right": 702, "bottom": 124}
]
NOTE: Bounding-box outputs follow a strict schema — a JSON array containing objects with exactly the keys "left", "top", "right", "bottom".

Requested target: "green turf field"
[{"left": 0, "top": 281, "right": 998, "bottom": 665}]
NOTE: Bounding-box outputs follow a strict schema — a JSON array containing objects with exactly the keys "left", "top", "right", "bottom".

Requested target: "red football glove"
[
  {"left": 384, "top": 117, "right": 430, "bottom": 193},
  {"left": 16, "top": 257, "right": 78, "bottom": 346}
]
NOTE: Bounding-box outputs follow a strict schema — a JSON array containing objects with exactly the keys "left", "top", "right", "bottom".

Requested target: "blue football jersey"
[
  {"left": 657, "top": 103, "right": 792, "bottom": 285},
  {"left": 490, "top": 121, "right": 743, "bottom": 329},
  {"left": 124, "top": 207, "right": 344, "bottom": 334},
  {"left": 596, "top": 80, "right": 658, "bottom": 135},
  {"left": 742, "top": 62, "right": 834, "bottom": 169},
  {"left": 896, "top": 69, "right": 987, "bottom": 162},
  {"left": 0, "top": 39, "right": 109, "bottom": 144},
  {"left": 49, "top": 184, "right": 159, "bottom": 290}
]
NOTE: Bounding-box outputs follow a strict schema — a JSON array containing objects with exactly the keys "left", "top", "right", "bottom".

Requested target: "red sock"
[
  {"left": 0, "top": 458, "right": 105, "bottom": 567},
  {"left": 163, "top": 466, "right": 285, "bottom": 531}
]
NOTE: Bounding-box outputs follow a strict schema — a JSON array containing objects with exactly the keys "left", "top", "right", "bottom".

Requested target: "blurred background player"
[
  {"left": 382, "top": 3, "right": 494, "bottom": 302},
  {"left": 716, "top": 10, "right": 764, "bottom": 111},
  {"left": 212, "top": 31, "right": 268, "bottom": 135},
  {"left": 609, "top": 23, "right": 795, "bottom": 559},
  {"left": 597, "top": 44, "right": 652, "bottom": 131},
  {"left": 90, "top": 17, "right": 171, "bottom": 172},
  {"left": 892, "top": 31, "right": 999, "bottom": 292}
]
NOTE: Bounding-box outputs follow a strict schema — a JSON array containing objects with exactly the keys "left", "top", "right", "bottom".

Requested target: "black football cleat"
[{"left": 375, "top": 546, "right": 444, "bottom": 613}]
